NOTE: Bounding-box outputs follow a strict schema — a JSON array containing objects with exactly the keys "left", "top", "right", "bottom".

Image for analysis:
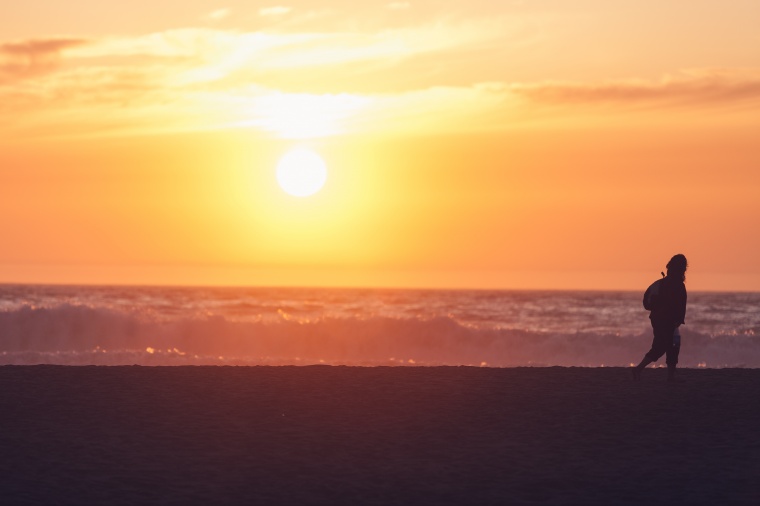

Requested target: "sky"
[{"left": 1, "top": 0, "right": 759, "bottom": 291}]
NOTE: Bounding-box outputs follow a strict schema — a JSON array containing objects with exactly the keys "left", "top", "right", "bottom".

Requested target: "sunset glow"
[{"left": 1, "top": 1, "right": 759, "bottom": 290}]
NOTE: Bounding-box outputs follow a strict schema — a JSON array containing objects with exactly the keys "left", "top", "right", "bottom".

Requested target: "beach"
[{"left": 2, "top": 366, "right": 758, "bottom": 505}]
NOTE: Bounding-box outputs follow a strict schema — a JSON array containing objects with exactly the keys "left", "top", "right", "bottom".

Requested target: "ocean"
[{"left": 1, "top": 284, "right": 758, "bottom": 367}]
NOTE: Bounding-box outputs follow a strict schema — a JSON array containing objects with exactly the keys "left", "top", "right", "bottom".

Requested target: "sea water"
[{"left": 1, "top": 285, "right": 758, "bottom": 367}]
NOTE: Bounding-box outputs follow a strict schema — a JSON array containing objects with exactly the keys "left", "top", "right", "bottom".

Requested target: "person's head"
[{"left": 666, "top": 254, "right": 688, "bottom": 282}]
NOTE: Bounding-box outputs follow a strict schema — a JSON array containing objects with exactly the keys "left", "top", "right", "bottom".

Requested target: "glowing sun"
[{"left": 276, "top": 148, "right": 328, "bottom": 197}]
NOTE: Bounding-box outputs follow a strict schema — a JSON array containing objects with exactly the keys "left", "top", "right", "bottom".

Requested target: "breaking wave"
[{"left": 2, "top": 304, "right": 759, "bottom": 367}]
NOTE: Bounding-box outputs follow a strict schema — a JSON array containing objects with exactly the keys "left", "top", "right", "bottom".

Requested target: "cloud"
[
  {"left": 0, "top": 38, "right": 86, "bottom": 56},
  {"left": 259, "top": 6, "right": 292, "bottom": 16},
  {"left": 207, "top": 8, "right": 230, "bottom": 21},
  {"left": 387, "top": 2, "right": 411, "bottom": 10},
  {"left": 230, "top": 91, "right": 372, "bottom": 138},
  {"left": 3, "top": 24, "right": 758, "bottom": 141},
  {"left": 57, "top": 19, "right": 505, "bottom": 91},
  {"left": 510, "top": 70, "right": 760, "bottom": 108},
  {"left": 0, "top": 38, "right": 88, "bottom": 82},
  {"left": 240, "top": 18, "right": 506, "bottom": 73}
]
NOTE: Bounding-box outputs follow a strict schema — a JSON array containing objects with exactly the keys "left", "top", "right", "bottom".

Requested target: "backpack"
[{"left": 643, "top": 273, "right": 665, "bottom": 311}]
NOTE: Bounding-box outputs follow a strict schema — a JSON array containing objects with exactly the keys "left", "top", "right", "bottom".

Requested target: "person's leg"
[
  {"left": 666, "top": 342, "right": 680, "bottom": 382},
  {"left": 632, "top": 356, "right": 653, "bottom": 380},
  {"left": 633, "top": 324, "right": 672, "bottom": 380}
]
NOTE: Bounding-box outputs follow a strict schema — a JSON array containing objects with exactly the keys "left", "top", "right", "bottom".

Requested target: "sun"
[{"left": 276, "top": 148, "right": 328, "bottom": 197}]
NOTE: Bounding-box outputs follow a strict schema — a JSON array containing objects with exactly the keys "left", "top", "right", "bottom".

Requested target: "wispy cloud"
[
  {"left": 206, "top": 8, "right": 231, "bottom": 21},
  {"left": 59, "top": 19, "right": 506, "bottom": 88},
  {"left": 0, "top": 38, "right": 86, "bottom": 56},
  {"left": 0, "top": 38, "right": 88, "bottom": 83},
  {"left": 260, "top": 6, "right": 292, "bottom": 17},
  {"left": 387, "top": 2, "right": 411, "bottom": 10},
  {"left": 511, "top": 70, "right": 760, "bottom": 108},
  {"left": 2, "top": 21, "right": 758, "bottom": 141}
]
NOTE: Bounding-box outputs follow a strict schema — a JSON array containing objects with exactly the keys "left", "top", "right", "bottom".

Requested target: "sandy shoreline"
[{"left": 2, "top": 366, "right": 759, "bottom": 505}]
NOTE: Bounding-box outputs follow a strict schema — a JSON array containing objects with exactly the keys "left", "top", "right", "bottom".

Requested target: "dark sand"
[{"left": 2, "top": 366, "right": 759, "bottom": 505}]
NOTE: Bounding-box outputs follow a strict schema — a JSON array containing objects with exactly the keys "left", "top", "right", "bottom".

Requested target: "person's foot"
[{"left": 631, "top": 367, "right": 641, "bottom": 381}]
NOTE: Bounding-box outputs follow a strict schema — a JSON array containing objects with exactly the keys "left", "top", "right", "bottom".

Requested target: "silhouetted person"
[{"left": 632, "top": 254, "right": 688, "bottom": 381}]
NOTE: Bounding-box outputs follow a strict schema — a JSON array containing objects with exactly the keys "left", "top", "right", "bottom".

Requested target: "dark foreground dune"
[{"left": 1, "top": 366, "right": 759, "bottom": 505}]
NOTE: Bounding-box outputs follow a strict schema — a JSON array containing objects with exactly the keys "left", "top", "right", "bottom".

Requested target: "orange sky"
[{"left": 2, "top": 1, "right": 759, "bottom": 291}]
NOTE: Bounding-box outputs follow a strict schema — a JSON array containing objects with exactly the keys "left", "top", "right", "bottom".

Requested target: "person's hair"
[{"left": 666, "top": 254, "right": 688, "bottom": 282}]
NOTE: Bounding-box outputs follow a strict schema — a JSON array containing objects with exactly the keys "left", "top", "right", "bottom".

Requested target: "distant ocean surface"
[{"left": 1, "top": 285, "right": 759, "bottom": 367}]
